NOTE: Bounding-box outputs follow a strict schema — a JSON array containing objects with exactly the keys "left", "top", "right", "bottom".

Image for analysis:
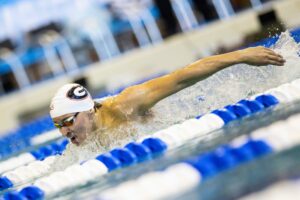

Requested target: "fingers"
[
  {"left": 266, "top": 54, "right": 286, "bottom": 66},
  {"left": 262, "top": 47, "right": 284, "bottom": 59},
  {"left": 246, "top": 46, "right": 286, "bottom": 66},
  {"left": 265, "top": 56, "right": 285, "bottom": 66},
  {"left": 259, "top": 47, "right": 285, "bottom": 66},
  {"left": 267, "top": 59, "right": 285, "bottom": 66}
]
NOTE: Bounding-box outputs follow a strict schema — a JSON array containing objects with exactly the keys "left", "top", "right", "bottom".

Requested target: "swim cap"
[{"left": 50, "top": 83, "right": 94, "bottom": 118}]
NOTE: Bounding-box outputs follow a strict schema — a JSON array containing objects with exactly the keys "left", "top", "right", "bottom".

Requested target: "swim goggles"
[{"left": 53, "top": 112, "right": 79, "bottom": 129}]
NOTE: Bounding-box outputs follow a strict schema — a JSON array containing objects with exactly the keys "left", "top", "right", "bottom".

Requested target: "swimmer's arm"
[{"left": 112, "top": 47, "right": 285, "bottom": 115}]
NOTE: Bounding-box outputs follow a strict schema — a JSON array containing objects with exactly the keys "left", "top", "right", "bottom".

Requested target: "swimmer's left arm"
[{"left": 112, "top": 47, "right": 285, "bottom": 116}]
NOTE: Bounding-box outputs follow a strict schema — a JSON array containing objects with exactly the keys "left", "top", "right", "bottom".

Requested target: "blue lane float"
[
  {"left": 110, "top": 148, "right": 137, "bottom": 167},
  {"left": 0, "top": 140, "right": 68, "bottom": 190},
  {"left": 211, "top": 109, "right": 237, "bottom": 124},
  {"left": 96, "top": 153, "right": 121, "bottom": 172},
  {"left": 124, "top": 142, "right": 152, "bottom": 163},
  {"left": 4, "top": 86, "right": 300, "bottom": 198},
  {"left": 94, "top": 132, "right": 282, "bottom": 200},
  {"left": 237, "top": 99, "right": 265, "bottom": 113}
]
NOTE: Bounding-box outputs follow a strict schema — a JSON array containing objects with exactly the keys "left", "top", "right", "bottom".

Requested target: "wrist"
[{"left": 233, "top": 49, "right": 247, "bottom": 64}]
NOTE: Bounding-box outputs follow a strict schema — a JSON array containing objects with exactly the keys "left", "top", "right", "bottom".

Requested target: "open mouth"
[{"left": 71, "top": 136, "right": 79, "bottom": 145}]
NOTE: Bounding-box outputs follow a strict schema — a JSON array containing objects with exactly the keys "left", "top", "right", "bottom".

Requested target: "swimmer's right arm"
[{"left": 110, "top": 47, "right": 285, "bottom": 116}]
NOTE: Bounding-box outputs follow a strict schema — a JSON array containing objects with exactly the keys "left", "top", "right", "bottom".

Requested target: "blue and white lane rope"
[
  {"left": 0, "top": 139, "right": 68, "bottom": 176},
  {"left": 2, "top": 76, "right": 299, "bottom": 174},
  {"left": 141, "top": 93, "right": 278, "bottom": 149},
  {"left": 94, "top": 113, "right": 300, "bottom": 200},
  {"left": 0, "top": 140, "right": 68, "bottom": 190},
  {"left": 3, "top": 79, "right": 300, "bottom": 198},
  {"left": 29, "top": 129, "right": 62, "bottom": 146},
  {"left": 0, "top": 97, "right": 277, "bottom": 198},
  {"left": 15, "top": 97, "right": 272, "bottom": 197}
]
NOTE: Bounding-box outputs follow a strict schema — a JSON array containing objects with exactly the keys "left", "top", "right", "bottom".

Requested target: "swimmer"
[{"left": 50, "top": 46, "right": 285, "bottom": 146}]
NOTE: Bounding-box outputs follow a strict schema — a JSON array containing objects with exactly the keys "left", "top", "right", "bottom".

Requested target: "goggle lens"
[{"left": 53, "top": 113, "right": 78, "bottom": 129}]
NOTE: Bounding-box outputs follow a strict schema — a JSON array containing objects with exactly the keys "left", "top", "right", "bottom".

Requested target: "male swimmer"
[{"left": 50, "top": 47, "right": 285, "bottom": 146}]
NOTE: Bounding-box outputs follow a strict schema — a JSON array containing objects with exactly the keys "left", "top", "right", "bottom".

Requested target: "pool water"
[
  {"left": 54, "top": 100, "right": 300, "bottom": 200},
  {"left": 2, "top": 30, "right": 300, "bottom": 200}
]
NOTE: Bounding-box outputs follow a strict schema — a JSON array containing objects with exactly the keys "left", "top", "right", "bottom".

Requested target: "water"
[
  {"left": 152, "top": 31, "right": 300, "bottom": 123},
  {"left": 175, "top": 146, "right": 300, "bottom": 200},
  {"left": 2, "top": 30, "right": 299, "bottom": 199},
  {"left": 52, "top": 30, "right": 300, "bottom": 170},
  {"left": 54, "top": 100, "right": 300, "bottom": 199},
  {"left": 38, "top": 30, "right": 300, "bottom": 199}
]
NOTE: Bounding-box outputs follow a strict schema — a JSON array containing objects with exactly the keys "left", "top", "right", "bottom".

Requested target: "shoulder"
[
  {"left": 101, "top": 91, "right": 147, "bottom": 120},
  {"left": 98, "top": 96, "right": 129, "bottom": 120}
]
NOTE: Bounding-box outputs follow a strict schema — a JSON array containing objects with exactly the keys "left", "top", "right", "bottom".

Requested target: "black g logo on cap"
[{"left": 67, "top": 85, "right": 88, "bottom": 100}]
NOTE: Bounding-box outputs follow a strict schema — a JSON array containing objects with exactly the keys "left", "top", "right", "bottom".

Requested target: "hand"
[{"left": 239, "top": 46, "right": 286, "bottom": 66}]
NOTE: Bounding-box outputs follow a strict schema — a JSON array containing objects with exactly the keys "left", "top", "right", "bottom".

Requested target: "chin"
[
  {"left": 76, "top": 138, "right": 89, "bottom": 146},
  {"left": 71, "top": 141, "right": 80, "bottom": 146}
]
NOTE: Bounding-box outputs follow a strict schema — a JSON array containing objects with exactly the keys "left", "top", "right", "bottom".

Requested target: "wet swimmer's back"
[{"left": 50, "top": 46, "right": 285, "bottom": 146}]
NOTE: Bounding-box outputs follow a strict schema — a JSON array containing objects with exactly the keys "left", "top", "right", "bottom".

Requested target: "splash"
[
  {"left": 151, "top": 30, "right": 300, "bottom": 127},
  {"left": 51, "top": 30, "right": 300, "bottom": 170},
  {"left": 50, "top": 121, "right": 140, "bottom": 171},
  {"left": 50, "top": 138, "right": 105, "bottom": 171}
]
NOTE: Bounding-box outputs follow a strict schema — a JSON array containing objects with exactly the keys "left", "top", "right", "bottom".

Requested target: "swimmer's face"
[{"left": 53, "top": 110, "right": 94, "bottom": 146}]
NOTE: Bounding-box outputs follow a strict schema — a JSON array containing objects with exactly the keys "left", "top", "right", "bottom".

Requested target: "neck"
[{"left": 91, "top": 112, "right": 98, "bottom": 132}]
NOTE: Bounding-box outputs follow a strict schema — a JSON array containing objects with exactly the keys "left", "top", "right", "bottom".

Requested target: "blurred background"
[
  {"left": 0, "top": 0, "right": 299, "bottom": 137},
  {"left": 1, "top": 1, "right": 300, "bottom": 199}
]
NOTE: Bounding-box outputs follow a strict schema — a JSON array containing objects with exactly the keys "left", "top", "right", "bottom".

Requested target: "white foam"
[{"left": 10, "top": 30, "right": 300, "bottom": 188}]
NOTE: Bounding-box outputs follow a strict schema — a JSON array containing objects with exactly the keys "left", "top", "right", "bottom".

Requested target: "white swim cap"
[{"left": 50, "top": 83, "right": 94, "bottom": 118}]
